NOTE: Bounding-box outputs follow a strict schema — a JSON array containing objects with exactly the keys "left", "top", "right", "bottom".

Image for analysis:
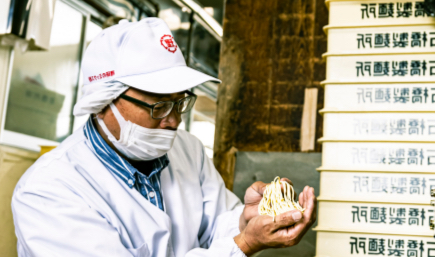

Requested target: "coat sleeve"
[
  {"left": 185, "top": 146, "right": 247, "bottom": 257},
  {"left": 12, "top": 170, "right": 135, "bottom": 257}
]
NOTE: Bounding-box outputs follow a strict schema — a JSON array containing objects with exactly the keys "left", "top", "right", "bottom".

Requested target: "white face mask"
[{"left": 97, "top": 103, "right": 177, "bottom": 161}]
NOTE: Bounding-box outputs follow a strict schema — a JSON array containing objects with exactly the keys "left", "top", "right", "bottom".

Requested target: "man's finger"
[
  {"left": 250, "top": 181, "right": 268, "bottom": 196},
  {"left": 289, "top": 192, "right": 317, "bottom": 237},
  {"left": 299, "top": 192, "right": 304, "bottom": 206},
  {"left": 308, "top": 187, "right": 317, "bottom": 217},
  {"left": 272, "top": 210, "right": 303, "bottom": 230},
  {"left": 280, "top": 178, "right": 293, "bottom": 186},
  {"left": 301, "top": 187, "right": 317, "bottom": 220},
  {"left": 300, "top": 186, "right": 309, "bottom": 208},
  {"left": 302, "top": 186, "right": 310, "bottom": 208}
]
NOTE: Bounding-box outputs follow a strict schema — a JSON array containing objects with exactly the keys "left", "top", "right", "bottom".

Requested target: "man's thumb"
[{"left": 273, "top": 210, "right": 302, "bottom": 229}]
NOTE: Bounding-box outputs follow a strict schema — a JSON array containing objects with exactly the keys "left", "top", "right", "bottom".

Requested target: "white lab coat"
[{"left": 12, "top": 127, "right": 246, "bottom": 257}]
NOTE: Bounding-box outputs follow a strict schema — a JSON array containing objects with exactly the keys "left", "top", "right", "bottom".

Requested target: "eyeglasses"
[{"left": 119, "top": 91, "right": 197, "bottom": 119}]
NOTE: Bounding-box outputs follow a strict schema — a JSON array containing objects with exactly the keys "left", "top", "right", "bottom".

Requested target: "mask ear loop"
[
  {"left": 109, "top": 103, "right": 128, "bottom": 128},
  {"left": 96, "top": 116, "right": 117, "bottom": 141},
  {"left": 95, "top": 103, "right": 127, "bottom": 142}
]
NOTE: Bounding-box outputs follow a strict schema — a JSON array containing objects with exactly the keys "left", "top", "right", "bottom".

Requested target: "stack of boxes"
[{"left": 315, "top": 0, "right": 435, "bottom": 255}]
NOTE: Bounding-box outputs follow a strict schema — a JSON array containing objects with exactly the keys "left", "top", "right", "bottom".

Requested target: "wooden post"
[{"left": 300, "top": 87, "right": 318, "bottom": 152}]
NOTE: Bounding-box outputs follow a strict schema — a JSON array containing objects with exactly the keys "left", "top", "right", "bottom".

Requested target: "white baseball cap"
[{"left": 81, "top": 17, "right": 220, "bottom": 94}]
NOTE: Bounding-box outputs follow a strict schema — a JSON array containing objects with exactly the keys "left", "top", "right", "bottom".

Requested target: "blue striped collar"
[{"left": 83, "top": 117, "right": 169, "bottom": 188}]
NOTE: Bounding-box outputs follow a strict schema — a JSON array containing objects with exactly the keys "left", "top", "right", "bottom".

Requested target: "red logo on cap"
[
  {"left": 89, "top": 70, "right": 115, "bottom": 82},
  {"left": 160, "top": 35, "right": 177, "bottom": 53}
]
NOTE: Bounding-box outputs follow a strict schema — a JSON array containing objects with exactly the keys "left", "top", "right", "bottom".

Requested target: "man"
[{"left": 12, "top": 18, "right": 316, "bottom": 256}]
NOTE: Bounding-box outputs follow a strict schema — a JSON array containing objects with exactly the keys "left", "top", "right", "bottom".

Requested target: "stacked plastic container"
[{"left": 315, "top": 0, "right": 435, "bottom": 256}]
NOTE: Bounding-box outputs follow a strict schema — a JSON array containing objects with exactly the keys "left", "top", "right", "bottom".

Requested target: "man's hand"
[
  {"left": 240, "top": 178, "right": 294, "bottom": 231},
  {"left": 235, "top": 186, "right": 317, "bottom": 256}
]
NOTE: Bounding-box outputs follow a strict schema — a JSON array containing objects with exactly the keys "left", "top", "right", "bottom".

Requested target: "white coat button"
[
  {"left": 149, "top": 192, "right": 156, "bottom": 198},
  {"left": 128, "top": 179, "right": 134, "bottom": 186}
]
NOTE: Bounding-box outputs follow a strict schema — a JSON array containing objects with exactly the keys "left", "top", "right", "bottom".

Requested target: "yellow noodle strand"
[{"left": 258, "top": 176, "right": 305, "bottom": 220}]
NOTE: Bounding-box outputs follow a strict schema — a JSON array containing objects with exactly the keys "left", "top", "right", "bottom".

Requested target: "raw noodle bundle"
[{"left": 258, "top": 176, "right": 305, "bottom": 221}]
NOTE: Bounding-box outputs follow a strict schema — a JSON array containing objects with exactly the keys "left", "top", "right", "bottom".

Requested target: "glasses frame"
[{"left": 119, "top": 91, "right": 198, "bottom": 119}]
